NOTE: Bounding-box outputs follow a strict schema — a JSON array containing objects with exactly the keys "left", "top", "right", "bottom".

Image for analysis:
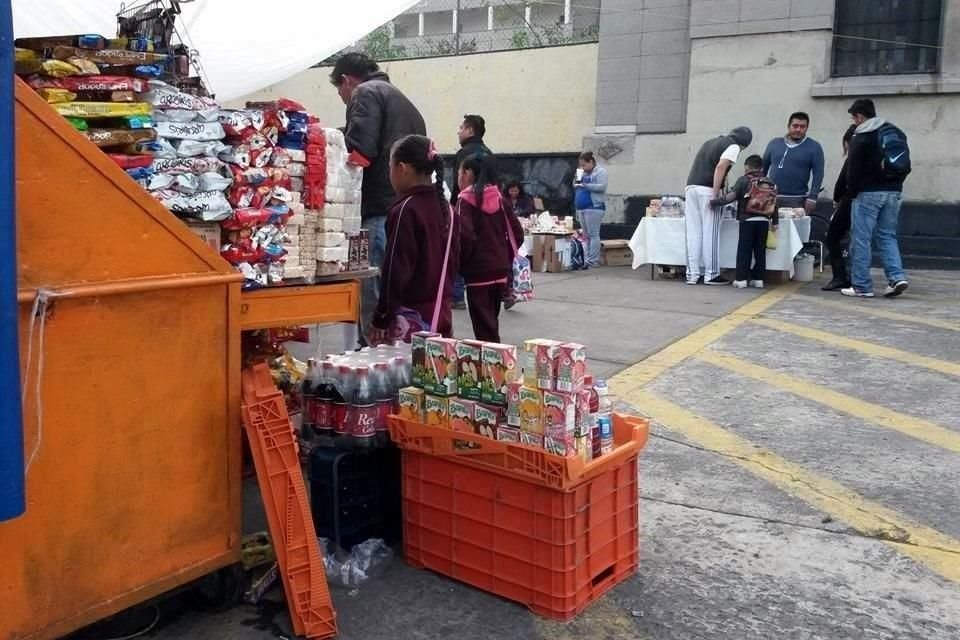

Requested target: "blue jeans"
[
  {"left": 453, "top": 275, "right": 465, "bottom": 304},
  {"left": 850, "top": 191, "right": 906, "bottom": 293},
  {"left": 360, "top": 215, "right": 387, "bottom": 340},
  {"left": 577, "top": 209, "right": 604, "bottom": 266}
]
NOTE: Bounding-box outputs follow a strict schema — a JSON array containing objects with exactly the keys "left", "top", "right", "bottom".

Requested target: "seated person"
[{"left": 502, "top": 180, "right": 536, "bottom": 217}]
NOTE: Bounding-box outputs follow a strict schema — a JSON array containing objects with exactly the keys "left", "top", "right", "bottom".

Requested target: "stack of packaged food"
[
  {"left": 398, "top": 335, "right": 615, "bottom": 462},
  {"left": 317, "top": 128, "right": 363, "bottom": 275}
]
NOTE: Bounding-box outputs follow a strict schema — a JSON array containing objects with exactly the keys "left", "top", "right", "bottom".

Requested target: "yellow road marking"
[
  {"left": 698, "top": 350, "right": 960, "bottom": 454},
  {"left": 608, "top": 283, "right": 803, "bottom": 398},
  {"left": 628, "top": 389, "right": 960, "bottom": 583},
  {"left": 792, "top": 294, "right": 960, "bottom": 332},
  {"left": 752, "top": 317, "right": 960, "bottom": 378}
]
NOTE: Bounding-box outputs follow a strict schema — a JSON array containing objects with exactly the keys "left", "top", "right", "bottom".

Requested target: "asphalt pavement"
[{"left": 93, "top": 266, "right": 960, "bottom": 640}]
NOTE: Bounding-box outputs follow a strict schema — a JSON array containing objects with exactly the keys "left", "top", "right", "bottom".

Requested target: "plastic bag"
[
  {"left": 319, "top": 538, "right": 393, "bottom": 588},
  {"left": 155, "top": 121, "right": 227, "bottom": 142}
]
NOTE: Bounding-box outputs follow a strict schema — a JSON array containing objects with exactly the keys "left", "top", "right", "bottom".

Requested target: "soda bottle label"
[
  {"left": 351, "top": 404, "right": 378, "bottom": 438},
  {"left": 333, "top": 402, "right": 349, "bottom": 435},
  {"left": 316, "top": 400, "right": 332, "bottom": 430},
  {"left": 376, "top": 400, "right": 392, "bottom": 433}
]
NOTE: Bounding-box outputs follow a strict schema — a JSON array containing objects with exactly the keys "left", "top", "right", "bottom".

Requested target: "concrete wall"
[
  {"left": 589, "top": 30, "right": 960, "bottom": 221},
  {"left": 232, "top": 44, "right": 598, "bottom": 155}
]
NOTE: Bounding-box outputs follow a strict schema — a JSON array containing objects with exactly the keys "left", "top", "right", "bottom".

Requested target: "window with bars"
[{"left": 832, "top": 0, "right": 943, "bottom": 77}]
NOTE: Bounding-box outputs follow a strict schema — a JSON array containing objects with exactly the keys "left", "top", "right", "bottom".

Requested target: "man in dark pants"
[
  {"left": 451, "top": 114, "right": 492, "bottom": 310},
  {"left": 822, "top": 125, "right": 857, "bottom": 291},
  {"left": 330, "top": 53, "right": 426, "bottom": 339}
]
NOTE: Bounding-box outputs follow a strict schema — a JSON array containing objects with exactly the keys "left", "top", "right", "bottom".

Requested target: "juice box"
[
  {"left": 475, "top": 403, "right": 501, "bottom": 439},
  {"left": 575, "top": 432, "right": 592, "bottom": 462},
  {"left": 449, "top": 398, "right": 476, "bottom": 434},
  {"left": 481, "top": 343, "right": 519, "bottom": 406},
  {"left": 506, "top": 382, "right": 523, "bottom": 427},
  {"left": 411, "top": 331, "right": 438, "bottom": 388},
  {"left": 556, "top": 343, "right": 587, "bottom": 393},
  {"left": 425, "top": 337, "right": 459, "bottom": 397},
  {"left": 545, "top": 434, "right": 576, "bottom": 457},
  {"left": 532, "top": 339, "right": 561, "bottom": 391},
  {"left": 520, "top": 430, "right": 543, "bottom": 449},
  {"left": 543, "top": 391, "right": 576, "bottom": 439},
  {"left": 575, "top": 389, "right": 591, "bottom": 437},
  {"left": 519, "top": 387, "right": 543, "bottom": 435},
  {"left": 496, "top": 425, "right": 521, "bottom": 443},
  {"left": 522, "top": 340, "right": 538, "bottom": 388},
  {"left": 456, "top": 340, "right": 484, "bottom": 401},
  {"left": 398, "top": 387, "right": 425, "bottom": 423},
  {"left": 424, "top": 395, "right": 449, "bottom": 428}
]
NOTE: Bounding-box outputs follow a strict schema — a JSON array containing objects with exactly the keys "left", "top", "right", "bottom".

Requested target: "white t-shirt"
[{"left": 720, "top": 144, "right": 740, "bottom": 164}]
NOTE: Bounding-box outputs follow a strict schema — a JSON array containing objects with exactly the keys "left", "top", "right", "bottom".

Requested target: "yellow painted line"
[
  {"left": 752, "top": 317, "right": 960, "bottom": 378},
  {"left": 608, "top": 282, "right": 803, "bottom": 398},
  {"left": 793, "top": 294, "right": 960, "bottom": 332},
  {"left": 698, "top": 350, "right": 960, "bottom": 454},
  {"left": 628, "top": 389, "right": 960, "bottom": 583}
]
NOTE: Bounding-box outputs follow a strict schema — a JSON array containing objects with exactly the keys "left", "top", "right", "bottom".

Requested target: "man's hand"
[
  {"left": 709, "top": 198, "right": 723, "bottom": 208},
  {"left": 772, "top": 225, "right": 779, "bottom": 232},
  {"left": 367, "top": 326, "right": 389, "bottom": 347},
  {"left": 804, "top": 198, "right": 817, "bottom": 214}
]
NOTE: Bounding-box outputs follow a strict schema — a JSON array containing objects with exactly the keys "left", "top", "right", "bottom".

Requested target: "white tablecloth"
[{"left": 629, "top": 216, "right": 811, "bottom": 275}]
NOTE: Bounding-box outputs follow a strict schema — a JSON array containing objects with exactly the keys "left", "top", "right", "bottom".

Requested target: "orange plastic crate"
[{"left": 390, "top": 414, "right": 649, "bottom": 621}]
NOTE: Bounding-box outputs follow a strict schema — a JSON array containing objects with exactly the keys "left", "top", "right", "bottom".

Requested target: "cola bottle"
[
  {"left": 301, "top": 359, "right": 317, "bottom": 438},
  {"left": 333, "top": 365, "right": 353, "bottom": 441},
  {"left": 349, "top": 366, "right": 378, "bottom": 450},
  {"left": 389, "top": 356, "right": 408, "bottom": 412},
  {"left": 314, "top": 360, "right": 337, "bottom": 439},
  {"left": 372, "top": 362, "right": 394, "bottom": 447}
]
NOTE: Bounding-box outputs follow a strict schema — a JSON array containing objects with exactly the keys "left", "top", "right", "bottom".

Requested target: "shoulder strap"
[
  {"left": 430, "top": 200, "right": 456, "bottom": 333},
  {"left": 500, "top": 198, "right": 519, "bottom": 256},
  {"left": 382, "top": 195, "right": 413, "bottom": 317}
]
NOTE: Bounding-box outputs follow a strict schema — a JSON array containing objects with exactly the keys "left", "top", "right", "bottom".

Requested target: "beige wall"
[
  {"left": 233, "top": 44, "right": 598, "bottom": 155},
  {"left": 601, "top": 31, "right": 960, "bottom": 211}
]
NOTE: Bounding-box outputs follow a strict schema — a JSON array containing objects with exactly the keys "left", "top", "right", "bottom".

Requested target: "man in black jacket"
[
  {"left": 842, "top": 99, "right": 910, "bottom": 299},
  {"left": 451, "top": 114, "right": 493, "bottom": 308},
  {"left": 330, "top": 53, "right": 427, "bottom": 336}
]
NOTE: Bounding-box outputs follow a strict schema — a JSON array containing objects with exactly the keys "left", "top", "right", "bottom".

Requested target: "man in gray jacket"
[
  {"left": 684, "top": 127, "right": 753, "bottom": 285},
  {"left": 330, "top": 53, "right": 426, "bottom": 340}
]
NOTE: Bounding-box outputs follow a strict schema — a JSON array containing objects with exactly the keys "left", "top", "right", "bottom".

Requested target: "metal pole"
[
  {"left": 455, "top": 0, "right": 461, "bottom": 55},
  {"left": 0, "top": 0, "right": 26, "bottom": 522}
]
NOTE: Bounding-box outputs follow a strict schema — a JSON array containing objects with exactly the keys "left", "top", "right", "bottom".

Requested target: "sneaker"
[
  {"left": 452, "top": 300, "right": 467, "bottom": 310},
  {"left": 732, "top": 280, "right": 748, "bottom": 289},
  {"left": 883, "top": 280, "right": 909, "bottom": 298},
  {"left": 841, "top": 287, "right": 874, "bottom": 298},
  {"left": 686, "top": 276, "right": 703, "bottom": 285},
  {"left": 705, "top": 277, "right": 730, "bottom": 286},
  {"left": 821, "top": 279, "right": 850, "bottom": 292},
  {"left": 749, "top": 280, "right": 764, "bottom": 289}
]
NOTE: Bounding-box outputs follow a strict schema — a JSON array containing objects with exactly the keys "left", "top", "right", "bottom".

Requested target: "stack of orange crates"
[{"left": 389, "top": 414, "right": 649, "bottom": 621}]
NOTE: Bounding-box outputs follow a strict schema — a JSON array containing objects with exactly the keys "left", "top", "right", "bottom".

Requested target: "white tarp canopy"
[{"left": 12, "top": 0, "right": 418, "bottom": 101}]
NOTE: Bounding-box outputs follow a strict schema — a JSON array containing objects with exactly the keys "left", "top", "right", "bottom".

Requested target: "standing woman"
[
  {"left": 369, "top": 135, "right": 459, "bottom": 344},
  {"left": 573, "top": 151, "right": 608, "bottom": 267},
  {"left": 458, "top": 154, "right": 524, "bottom": 343},
  {"left": 822, "top": 125, "right": 857, "bottom": 291}
]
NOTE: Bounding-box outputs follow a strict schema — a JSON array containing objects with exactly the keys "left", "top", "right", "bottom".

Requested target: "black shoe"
[
  {"left": 821, "top": 278, "right": 850, "bottom": 291},
  {"left": 452, "top": 300, "right": 467, "bottom": 310},
  {"left": 705, "top": 276, "right": 730, "bottom": 286}
]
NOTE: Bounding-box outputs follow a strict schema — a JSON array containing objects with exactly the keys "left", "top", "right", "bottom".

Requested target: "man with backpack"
[{"left": 842, "top": 99, "right": 911, "bottom": 299}]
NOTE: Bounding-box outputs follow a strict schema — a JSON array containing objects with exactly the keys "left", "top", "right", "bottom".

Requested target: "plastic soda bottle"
[
  {"left": 595, "top": 379, "right": 614, "bottom": 455},
  {"left": 314, "top": 360, "right": 337, "bottom": 439},
  {"left": 373, "top": 361, "right": 394, "bottom": 447},
  {"left": 586, "top": 376, "right": 601, "bottom": 459},
  {"left": 349, "top": 366, "right": 377, "bottom": 449},
  {"left": 333, "top": 365, "right": 353, "bottom": 440},
  {"left": 301, "top": 359, "right": 318, "bottom": 438}
]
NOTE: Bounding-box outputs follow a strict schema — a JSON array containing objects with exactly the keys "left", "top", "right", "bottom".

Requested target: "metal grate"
[{"left": 116, "top": 0, "right": 180, "bottom": 53}]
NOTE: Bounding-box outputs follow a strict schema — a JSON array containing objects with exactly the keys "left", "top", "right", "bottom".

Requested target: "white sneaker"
[
  {"left": 732, "top": 280, "right": 748, "bottom": 289},
  {"left": 749, "top": 280, "right": 764, "bottom": 289},
  {"left": 841, "top": 287, "right": 875, "bottom": 298},
  {"left": 883, "top": 280, "right": 908, "bottom": 298}
]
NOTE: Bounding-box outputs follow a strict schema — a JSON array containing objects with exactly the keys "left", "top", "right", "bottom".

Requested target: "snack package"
[
  {"left": 449, "top": 398, "right": 476, "bottom": 434},
  {"left": 398, "top": 387, "right": 425, "bottom": 423},
  {"left": 496, "top": 425, "right": 521, "bottom": 443},
  {"left": 521, "top": 431, "right": 544, "bottom": 449},
  {"left": 155, "top": 121, "right": 226, "bottom": 142},
  {"left": 411, "top": 332, "right": 438, "bottom": 388},
  {"left": 424, "top": 396, "right": 449, "bottom": 428},
  {"left": 37, "top": 88, "right": 77, "bottom": 104},
  {"left": 519, "top": 387, "right": 543, "bottom": 435},
  {"left": 543, "top": 391, "right": 576, "bottom": 444},
  {"left": 154, "top": 189, "right": 232, "bottom": 222},
  {"left": 556, "top": 343, "right": 586, "bottom": 394},
  {"left": 40, "top": 59, "right": 81, "bottom": 78},
  {"left": 108, "top": 154, "right": 153, "bottom": 170},
  {"left": 154, "top": 108, "right": 219, "bottom": 123},
  {"left": 475, "top": 404, "right": 500, "bottom": 439},
  {"left": 15, "top": 48, "right": 42, "bottom": 75},
  {"left": 56, "top": 75, "right": 147, "bottom": 93},
  {"left": 456, "top": 340, "right": 484, "bottom": 401},
  {"left": 505, "top": 382, "right": 523, "bottom": 428},
  {"left": 65, "top": 57, "right": 101, "bottom": 76},
  {"left": 425, "top": 337, "right": 458, "bottom": 397},
  {"left": 151, "top": 156, "right": 224, "bottom": 176},
  {"left": 55, "top": 101, "right": 151, "bottom": 119},
  {"left": 481, "top": 343, "right": 518, "bottom": 406},
  {"left": 85, "top": 128, "right": 156, "bottom": 148},
  {"left": 317, "top": 218, "right": 343, "bottom": 233},
  {"left": 52, "top": 45, "right": 169, "bottom": 66},
  {"left": 198, "top": 172, "right": 233, "bottom": 192},
  {"left": 66, "top": 117, "right": 88, "bottom": 132}
]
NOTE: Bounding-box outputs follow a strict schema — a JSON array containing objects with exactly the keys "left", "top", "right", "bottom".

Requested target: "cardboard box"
[
  {"left": 601, "top": 240, "right": 633, "bottom": 267},
  {"left": 481, "top": 343, "right": 519, "bottom": 406},
  {"left": 456, "top": 340, "right": 484, "bottom": 401},
  {"left": 398, "top": 387, "right": 425, "bottom": 423},
  {"left": 531, "top": 233, "right": 571, "bottom": 273},
  {"left": 475, "top": 404, "right": 501, "bottom": 439},
  {"left": 185, "top": 222, "right": 221, "bottom": 253},
  {"left": 424, "top": 395, "right": 449, "bottom": 428},
  {"left": 425, "top": 337, "right": 459, "bottom": 397}
]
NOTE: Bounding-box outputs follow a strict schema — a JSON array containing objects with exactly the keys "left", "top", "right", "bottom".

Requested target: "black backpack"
[
  {"left": 569, "top": 237, "right": 587, "bottom": 271},
  {"left": 877, "top": 123, "right": 911, "bottom": 180}
]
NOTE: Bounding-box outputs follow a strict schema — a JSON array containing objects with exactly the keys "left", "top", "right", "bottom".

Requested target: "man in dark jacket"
[
  {"left": 330, "top": 53, "right": 426, "bottom": 338},
  {"left": 841, "top": 99, "right": 910, "bottom": 299},
  {"left": 451, "top": 114, "right": 493, "bottom": 308}
]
